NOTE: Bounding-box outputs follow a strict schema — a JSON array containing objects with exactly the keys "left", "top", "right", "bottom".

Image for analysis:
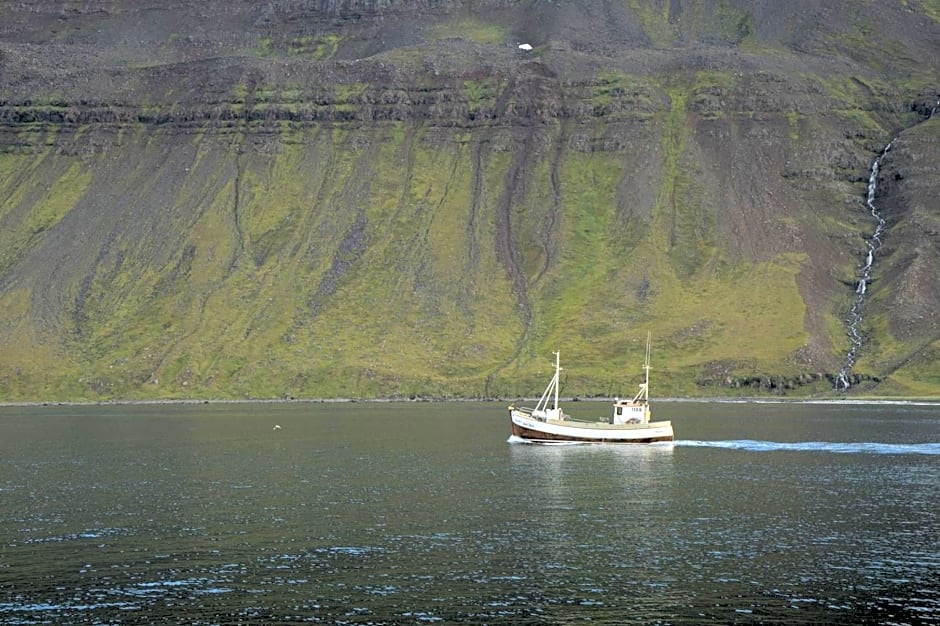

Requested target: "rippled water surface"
[{"left": 0, "top": 401, "right": 938, "bottom": 624}]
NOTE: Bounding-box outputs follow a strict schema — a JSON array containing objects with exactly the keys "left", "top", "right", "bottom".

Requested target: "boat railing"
[
  {"left": 532, "top": 408, "right": 568, "bottom": 421},
  {"left": 512, "top": 405, "right": 558, "bottom": 421}
]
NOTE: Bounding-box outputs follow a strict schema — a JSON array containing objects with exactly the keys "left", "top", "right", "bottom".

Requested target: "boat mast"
[
  {"left": 553, "top": 351, "right": 560, "bottom": 411},
  {"left": 633, "top": 333, "right": 650, "bottom": 404},
  {"left": 535, "top": 351, "right": 561, "bottom": 413}
]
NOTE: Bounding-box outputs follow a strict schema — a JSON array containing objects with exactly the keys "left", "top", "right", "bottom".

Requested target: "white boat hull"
[{"left": 510, "top": 409, "right": 674, "bottom": 444}]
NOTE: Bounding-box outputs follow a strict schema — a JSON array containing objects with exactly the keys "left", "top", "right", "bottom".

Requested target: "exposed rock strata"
[{"left": 0, "top": 1, "right": 938, "bottom": 400}]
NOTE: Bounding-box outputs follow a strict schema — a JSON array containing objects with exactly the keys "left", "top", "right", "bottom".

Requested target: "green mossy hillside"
[
  {"left": 1, "top": 0, "right": 939, "bottom": 401},
  {"left": 0, "top": 109, "right": 856, "bottom": 401}
]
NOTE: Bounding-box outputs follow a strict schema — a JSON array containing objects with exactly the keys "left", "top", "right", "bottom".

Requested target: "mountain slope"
[{"left": 0, "top": 0, "right": 938, "bottom": 401}]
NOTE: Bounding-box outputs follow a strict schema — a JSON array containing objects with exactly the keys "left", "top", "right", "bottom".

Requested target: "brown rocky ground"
[{"left": 0, "top": 1, "right": 938, "bottom": 399}]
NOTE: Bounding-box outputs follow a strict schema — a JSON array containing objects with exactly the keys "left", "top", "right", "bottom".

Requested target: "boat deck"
[{"left": 544, "top": 418, "right": 672, "bottom": 430}]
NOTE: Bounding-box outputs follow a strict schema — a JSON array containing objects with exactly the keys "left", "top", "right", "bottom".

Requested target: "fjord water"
[{"left": 0, "top": 401, "right": 937, "bottom": 625}]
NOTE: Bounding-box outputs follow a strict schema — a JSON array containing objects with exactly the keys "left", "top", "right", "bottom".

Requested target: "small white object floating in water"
[
  {"left": 518, "top": 43, "right": 533, "bottom": 51},
  {"left": 273, "top": 424, "right": 282, "bottom": 431}
]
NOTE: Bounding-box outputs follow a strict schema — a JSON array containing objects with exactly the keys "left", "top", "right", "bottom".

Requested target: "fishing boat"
[{"left": 508, "top": 337, "right": 673, "bottom": 444}]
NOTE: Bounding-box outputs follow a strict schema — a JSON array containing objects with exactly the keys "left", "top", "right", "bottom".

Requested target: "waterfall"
[
  {"left": 835, "top": 141, "right": 892, "bottom": 390},
  {"left": 835, "top": 96, "right": 939, "bottom": 390}
]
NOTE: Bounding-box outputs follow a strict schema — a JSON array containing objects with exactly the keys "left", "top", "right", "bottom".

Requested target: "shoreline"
[{"left": 2, "top": 396, "right": 939, "bottom": 408}]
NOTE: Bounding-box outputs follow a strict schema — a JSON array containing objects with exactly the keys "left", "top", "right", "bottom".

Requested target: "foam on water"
[
  {"left": 510, "top": 435, "right": 940, "bottom": 455},
  {"left": 507, "top": 435, "right": 583, "bottom": 445},
  {"left": 675, "top": 440, "right": 940, "bottom": 455}
]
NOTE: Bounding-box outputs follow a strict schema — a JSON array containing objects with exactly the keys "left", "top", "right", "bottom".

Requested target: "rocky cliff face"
[{"left": 0, "top": 0, "right": 938, "bottom": 400}]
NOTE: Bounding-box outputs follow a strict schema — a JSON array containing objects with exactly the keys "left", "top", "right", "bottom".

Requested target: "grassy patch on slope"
[{"left": 432, "top": 17, "right": 508, "bottom": 45}]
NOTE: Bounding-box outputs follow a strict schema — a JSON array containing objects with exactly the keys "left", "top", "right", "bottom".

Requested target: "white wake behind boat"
[{"left": 508, "top": 337, "right": 674, "bottom": 444}]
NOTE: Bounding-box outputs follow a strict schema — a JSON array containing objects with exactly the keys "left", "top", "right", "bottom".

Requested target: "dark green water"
[{"left": 0, "top": 401, "right": 937, "bottom": 625}]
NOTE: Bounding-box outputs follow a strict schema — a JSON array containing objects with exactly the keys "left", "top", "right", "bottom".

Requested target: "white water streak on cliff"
[
  {"left": 835, "top": 141, "right": 892, "bottom": 390},
  {"left": 836, "top": 97, "right": 940, "bottom": 390}
]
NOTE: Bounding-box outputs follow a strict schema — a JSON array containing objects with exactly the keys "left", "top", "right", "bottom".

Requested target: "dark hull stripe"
[{"left": 511, "top": 421, "right": 673, "bottom": 444}]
